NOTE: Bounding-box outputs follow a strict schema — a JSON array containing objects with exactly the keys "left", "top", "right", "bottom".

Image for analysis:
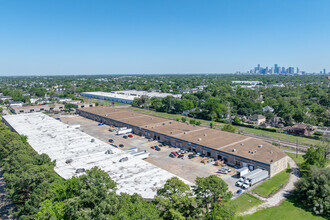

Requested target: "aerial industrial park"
[{"left": 2, "top": 100, "right": 289, "bottom": 199}]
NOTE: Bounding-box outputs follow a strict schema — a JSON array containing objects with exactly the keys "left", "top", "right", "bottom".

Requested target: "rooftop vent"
[
  {"left": 163, "top": 122, "right": 166, "bottom": 125},
  {"left": 198, "top": 138, "right": 202, "bottom": 141},
  {"left": 184, "top": 131, "right": 187, "bottom": 134},
  {"left": 204, "top": 133, "right": 207, "bottom": 136},
  {"left": 270, "top": 151, "right": 273, "bottom": 154},
  {"left": 248, "top": 151, "right": 251, "bottom": 153},
  {"left": 241, "top": 143, "right": 244, "bottom": 146},
  {"left": 254, "top": 150, "right": 257, "bottom": 153},
  {"left": 258, "top": 145, "right": 263, "bottom": 148},
  {"left": 232, "top": 149, "right": 236, "bottom": 152},
  {"left": 91, "top": 139, "right": 95, "bottom": 142},
  {"left": 270, "top": 160, "right": 273, "bottom": 162},
  {"left": 170, "top": 131, "right": 173, "bottom": 134},
  {"left": 151, "top": 117, "right": 153, "bottom": 120},
  {"left": 75, "top": 168, "right": 85, "bottom": 174},
  {"left": 169, "top": 121, "right": 172, "bottom": 124},
  {"left": 145, "top": 125, "right": 148, "bottom": 128}
]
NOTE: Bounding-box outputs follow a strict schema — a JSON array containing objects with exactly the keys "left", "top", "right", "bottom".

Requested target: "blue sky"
[{"left": 0, "top": 0, "right": 329, "bottom": 75}]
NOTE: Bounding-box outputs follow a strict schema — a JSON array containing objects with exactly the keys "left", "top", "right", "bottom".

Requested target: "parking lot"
[{"left": 56, "top": 114, "right": 244, "bottom": 193}]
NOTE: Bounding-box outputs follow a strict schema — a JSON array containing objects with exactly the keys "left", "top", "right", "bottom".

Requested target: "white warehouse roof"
[{"left": 3, "top": 113, "right": 191, "bottom": 199}]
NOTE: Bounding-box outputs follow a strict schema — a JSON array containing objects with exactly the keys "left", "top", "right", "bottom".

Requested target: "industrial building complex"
[
  {"left": 2, "top": 113, "right": 191, "bottom": 199},
  {"left": 78, "top": 107, "right": 288, "bottom": 177},
  {"left": 81, "top": 90, "right": 182, "bottom": 104}
]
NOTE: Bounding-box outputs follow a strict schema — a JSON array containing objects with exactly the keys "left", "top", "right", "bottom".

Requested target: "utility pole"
[
  {"left": 296, "top": 138, "right": 298, "bottom": 158},
  {"left": 227, "top": 102, "right": 231, "bottom": 124}
]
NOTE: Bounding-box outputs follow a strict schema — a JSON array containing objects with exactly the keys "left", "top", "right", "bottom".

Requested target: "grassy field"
[
  {"left": 286, "top": 152, "right": 305, "bottom": 167},
  {"left": 232, "top": 194, "right": 264, "bottom": 213},
  {"left": 81, "top": 97, "right": 129, "bottom": 106},
  {"left": 125, "top": 107, "right": 321, "bottom": 147},
  {"left": 240, "top": 198, "right": 325, "bottom": 220},
  {"left": 252, "top": 168, "right": 291, "bottom": 198}
]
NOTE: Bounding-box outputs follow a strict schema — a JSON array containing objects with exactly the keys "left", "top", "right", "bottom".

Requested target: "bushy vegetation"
[{"left": 0, "top": 121, "right": 236, "bottom": 219}]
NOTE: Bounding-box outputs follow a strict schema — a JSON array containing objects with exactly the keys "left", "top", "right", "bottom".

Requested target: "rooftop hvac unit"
[
  {"left": 65, "top": 159, "right": 73, "bottom": 164},
  {"left": 232, "top": 149, "right": 236, "bottom": 152},
  {"left": 198, "top": 138, "right": 202, "bottom": 141},
  {"left": 169, "top": 121, "right": 172, "bottom": 124},
  {"left": 163, "top": 123, "right": 166, "bottom": 125},
  {"left": 241, "top": 143, "right": 244, "bottom": 146},
  {"left": 204, "top": 133, "right": 207, "bottom": 136},
  {"left": 184, "top": 131, "right": 187, "bottom": 134},
  {"left": 91, "top": 139, "right": 95, "bottom": 142},
  {"left": 248, "top": 151, "right": 251, "bottom": 153},
  {"left": 258, "top": 145, "right": 263, "bottom": 148}
]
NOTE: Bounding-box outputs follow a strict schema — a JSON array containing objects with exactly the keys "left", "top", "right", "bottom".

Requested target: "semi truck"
[
  {"left": 117, "top": 128, "right": 132, "bottom": 135},
  {"left": 236, "top": 167, "right": 249, "bottom": 177},
  {"left": 236, "top": 168, "right": 262, "bottom": 187},
  {"left": 241, "top": 170, "right": 269, "bottom": 189}
]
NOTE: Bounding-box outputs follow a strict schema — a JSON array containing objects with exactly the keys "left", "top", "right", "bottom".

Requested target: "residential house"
[
  {"left": 262, "top": 106, "right": 274, "bottom": 113},
  {"left": 249, "top": 114, "right": 266, "bottom": 126},
  {"left": 285, "top": 124, "right": 309, "bottom": 136}
]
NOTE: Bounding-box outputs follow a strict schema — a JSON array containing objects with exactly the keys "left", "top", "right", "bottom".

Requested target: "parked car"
[
  {"left": 151, "top": 146, "right": 155, "bottom": 149},
  {"left": 171, "top": 152, "right": 178, "bottom": 156},
  {"left": 169, "top": 153, "right": 176, "bottom": 158},
  {"left": 178, "top": 155, "right": 184, "bottom": 159},
  {"left": 188, "top": 154, "right": 195, "bottom": 159},
  {"left": 119, "top": 144, "right": 124, "bottom": 148},
  {"left": 159, "top": 144, "right": 163, "bottom": 147},
  {"left": 119, "top": 157, "right": 128, "bottom": 162},
  {"left": 155, "top": 147, "right": 161, "bottom": 151},
  {"left": 123, "top": 135, "right": 128, "bottom": 139},
  {"left": 98, "top": 123, "right": 105, "bottom": 126},
  {"left": 236, "top": 189, "right": 243, "bottom": 194},
  {"left": 108, "top": 139, "right": 114, "bottom": 143},
  {"left": 128, "top": 134, "right": 133, "bottom": 138}
]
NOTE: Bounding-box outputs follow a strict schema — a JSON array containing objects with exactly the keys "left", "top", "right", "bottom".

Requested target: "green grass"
[
  {"left": 286, "top": 152, "right": 305, "bottom": 167},
  {"left": 125, "top": 107, "right": 321, "bottom": 147},
  {"left": 240, "top": 198, "right": 326, "bottom": 220},
  {"left": 252, "top": 168, "right": 290, "bottom": 198},
  {"left": 231, "top": 194, "right": 264, "bottom": 213},
  {"left": 82, "top": 97, "right": 128, "bottom": 106}
]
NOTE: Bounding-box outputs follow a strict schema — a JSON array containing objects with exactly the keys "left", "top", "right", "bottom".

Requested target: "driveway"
[{"left": 238, "top": 156, "right": 300, "bottom": 216}]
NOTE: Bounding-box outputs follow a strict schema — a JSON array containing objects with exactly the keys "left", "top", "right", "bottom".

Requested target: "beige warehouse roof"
[{"left": 80, "top": 107, "right": 287, "bottom": 165}]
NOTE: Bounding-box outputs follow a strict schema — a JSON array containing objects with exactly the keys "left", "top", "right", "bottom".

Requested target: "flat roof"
[
  {"left": 3, "top": 113, "right": 191, "bottom": 199},
  {"left": 80, "top": 107, "right": 287, "bottom": 165}
]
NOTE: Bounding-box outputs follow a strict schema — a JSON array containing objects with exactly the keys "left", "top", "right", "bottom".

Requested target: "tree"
[
  {"left": 210, "top": 122, "right": 214, "bottom": 129},
  {"left": 193, "top": 175, "right": 232, "bottom": 215},
  {"left": 233, "top": 116, "right": 240, "bottom": 125},
  {"left": 181, "top": 117, "right": 187, "bottom": 123},
  {"left": 294, "top": 166, "right": 330, "bottom": 217},
  {"left": 155, "top": 177, "right": 196, "bottom": 219},
  {"left": 302, "top": 146, "right": 327, "bottom": 170},
  {"left": 222, "top": 124, "right": 236, "bottom": 133}
]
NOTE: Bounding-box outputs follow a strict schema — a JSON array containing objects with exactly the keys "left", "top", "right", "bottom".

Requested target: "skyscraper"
[{"left": 274, "top": 64, "right": 278, "bottom": 73}]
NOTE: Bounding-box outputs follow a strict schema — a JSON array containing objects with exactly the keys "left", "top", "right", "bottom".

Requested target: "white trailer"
[
  {"left": 125, "top": 147, "right": 138, "bottom": 154},
  {"left": 242, "top": 168, "right": 262, "bottom": 180},
  {"left": 237, "top": 167, "right": 249, "bottom": 177},
  {"left": 132, "top": 151, "right": 150, "bottom": 160},
  {"left": 249, "top": 170, "right": 269, "bottom": 186},
  {"left": 117, "top": 128, "right": 132, "bottom": 135}
]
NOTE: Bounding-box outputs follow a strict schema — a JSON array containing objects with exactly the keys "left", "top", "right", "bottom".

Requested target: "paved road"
[
  {"left": 238, "top": 156, "right": 300, "bottom": 216},
  {"left": 0, "top": 169, "right": 17, "bottom": 220}
]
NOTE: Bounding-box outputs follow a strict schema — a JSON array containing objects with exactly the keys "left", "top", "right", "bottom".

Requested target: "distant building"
[
  {"left": 8, "top": 101, "right": 24, "bottom": 107},
  {"left": 58, "top": 97, "right": 72, "bottom": 103},
  {"left": 269, "top": 117, "right": 284, "bottom": 128},
  {"left": 0, "top": 96, "right": 13, "bottom": 101},
  {"left": 10, "top": 104, "right": 65, "bottom": 114},
  {"left": 75, "top": 102, "right": 96, "bottom": 109},
  {"left": 262, "top": 106, "right": 274, "bottom": 113},
  {"left": 249, "top": 114, "right": 266, "bottom": 126},
  {"left": 285, "top": 124, "right": 309, "bottom": 136}
]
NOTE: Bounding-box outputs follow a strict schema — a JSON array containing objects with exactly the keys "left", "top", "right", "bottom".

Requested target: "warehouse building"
[
  {"left": 2, "top": 113, "right": 191, "bottom": 199},
  {"left": 10, "top": 104, "right": 65, "bottom": 114},
  {"left": 78, "top": 107, "right": 288, "bottom": 177},
  {"left": 81, "top": 90, "right": 181, "bottom": 104}
]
